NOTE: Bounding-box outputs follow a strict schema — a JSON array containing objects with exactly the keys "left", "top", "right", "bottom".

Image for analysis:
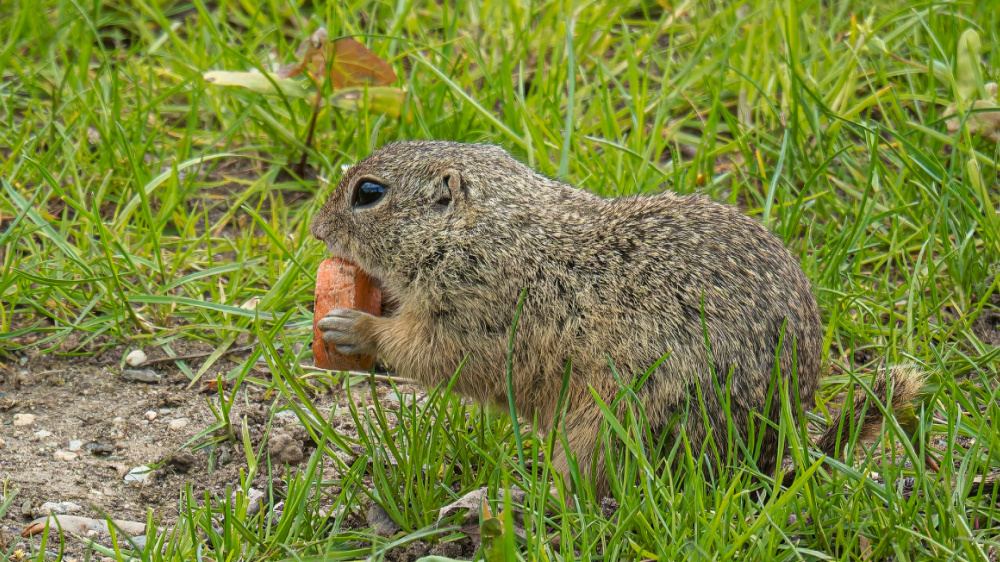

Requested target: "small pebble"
[
  {"left": 168, "top": 418, "right": 189, "bottom": 430},
  {"left": 0, "top": 438, "right": 5, "bottom": 449},
  {"left": 68, "top": 440, "right": 83, "bottom": 451},
  {"left": 367, "top": 503, "right": 401, "bottom": 537},
  {"left": 122, "top": 369, "right": 162, "bottom": 383},
  {"left": 34, "top": 430, "right": 53, "bottom": 438},
  {"left": 40, "top": 501, "right": 83, "bottom": 515},
  {"left": 13, "top": 413, "right": 36, "bottom": 426},
  {"left": 230, "top": 488, "right": 266, "bottom": 517},
  {"left": 85, "top": 443, "right": 114, "bottom": 456},
  {"left": 54, "top": 450, "right": 77, "bottom": 462},
  {"left": 124, "top": 465, "right": 153, "bottom": 485},
  {"left": 385, "top": 391, "right": 418, "bottom": 406},
  {"left": 125, "top": 349, "right": 147, "bottom": 367},
  {"left": 144, "top": 410, "right": 157, "bottom": 421},
  {"left": 132, "top": 535, "right": 147, "bottom": 553}
]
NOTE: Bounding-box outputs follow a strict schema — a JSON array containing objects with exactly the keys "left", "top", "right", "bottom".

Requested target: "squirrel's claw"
[
  {"left": 317, "top": 309, "right": 374, "bottom": 356},
  {"left": 334, "top": 344, "right": 364, "bottom": 355}
]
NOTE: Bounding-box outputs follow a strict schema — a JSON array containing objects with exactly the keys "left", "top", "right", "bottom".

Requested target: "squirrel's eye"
[{"left": 352, "top": 180, "right": 386, "bottom": 208}]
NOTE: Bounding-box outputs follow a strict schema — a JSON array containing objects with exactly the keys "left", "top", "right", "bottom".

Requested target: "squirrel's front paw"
[{"left": 317, "top": 309, "right": 378, "bottom": 356}]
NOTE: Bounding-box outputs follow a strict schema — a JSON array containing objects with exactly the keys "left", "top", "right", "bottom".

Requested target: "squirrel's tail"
[{"left": 813, "top": 363, "right": 927, "bottom": 463}]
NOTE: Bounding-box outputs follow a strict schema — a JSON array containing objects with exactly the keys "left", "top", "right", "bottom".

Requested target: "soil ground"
[{"left": 0, "top": 338, "right": 429, "bottom": 560}]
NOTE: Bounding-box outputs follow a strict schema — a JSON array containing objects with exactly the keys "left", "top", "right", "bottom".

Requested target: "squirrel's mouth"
[{"left": 323, "top": 240, "right": 353, "bottom": 263}]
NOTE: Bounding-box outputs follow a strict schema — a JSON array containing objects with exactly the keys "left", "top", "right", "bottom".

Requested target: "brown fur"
[{"left": 310, "top": 140, "right": 919, "bottom": 494}]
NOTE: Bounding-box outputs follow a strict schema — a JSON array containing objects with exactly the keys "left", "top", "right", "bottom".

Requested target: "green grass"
[{"left": 2, "top": 0, "right": 1000, "bottom": 560}]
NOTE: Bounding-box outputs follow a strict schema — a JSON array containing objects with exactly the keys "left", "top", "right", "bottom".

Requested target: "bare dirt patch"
[{"left": 0, "top": 339, "right": 426, "bottom": 559}]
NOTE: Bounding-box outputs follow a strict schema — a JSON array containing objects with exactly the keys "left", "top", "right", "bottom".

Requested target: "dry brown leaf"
[
  {"left": 277, "top": 27, "right": 329, "bottom": 78},
  {"left": 278, "top": 27, "right": 396, "bottom": 90},
  {"left": 859, "top": 535, "right": 873, "bottom": 560},
  {"left": 326, "top": 38, "right": 397, "bottom": 89}
]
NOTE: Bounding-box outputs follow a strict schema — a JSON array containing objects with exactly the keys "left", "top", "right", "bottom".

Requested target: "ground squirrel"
[{"left": 310, "top": 140, "right": 924, "bottom": 493}]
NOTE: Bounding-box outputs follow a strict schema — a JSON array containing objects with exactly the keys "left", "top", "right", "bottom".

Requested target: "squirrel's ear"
[{"left": 433, "top": 169, "right": 465, "bottom": 211}]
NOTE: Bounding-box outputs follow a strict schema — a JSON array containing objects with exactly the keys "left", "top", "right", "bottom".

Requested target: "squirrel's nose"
[{"left": 310, "top": 216, "right": 329, "bottom": 241}]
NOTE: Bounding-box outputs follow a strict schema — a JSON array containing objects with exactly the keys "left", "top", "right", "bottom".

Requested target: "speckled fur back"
[{"left": 312, "top": 140, "right": 824, "bottom": 491}]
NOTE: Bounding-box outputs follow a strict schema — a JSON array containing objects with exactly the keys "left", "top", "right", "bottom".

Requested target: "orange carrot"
[{"left": 312, "top": 257, "right": 382, "bottom": 370}]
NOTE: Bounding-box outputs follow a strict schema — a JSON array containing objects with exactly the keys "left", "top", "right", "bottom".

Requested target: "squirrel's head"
[{"left": 310, "top": 140, "right": 538, "bottom": 292}]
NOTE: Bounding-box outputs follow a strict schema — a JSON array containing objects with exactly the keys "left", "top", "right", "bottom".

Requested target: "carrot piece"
[{"left": 312, "top": 257, "right": 382, "bottom": 370}]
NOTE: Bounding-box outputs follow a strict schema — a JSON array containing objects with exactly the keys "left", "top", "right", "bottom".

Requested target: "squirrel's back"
[
  {"left": 313, "top": 140, "right": 827, "bottom": 489},
  {"left": 519, "top": 187, "right": 824, "bottom": 454}
]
